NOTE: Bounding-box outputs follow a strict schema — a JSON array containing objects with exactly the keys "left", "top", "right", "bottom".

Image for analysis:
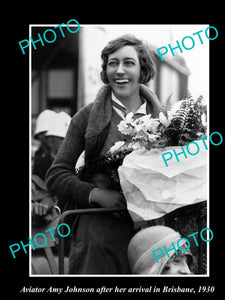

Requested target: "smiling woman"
[{"left": 101, "top": 35, "right": 156, "bottom": 113}]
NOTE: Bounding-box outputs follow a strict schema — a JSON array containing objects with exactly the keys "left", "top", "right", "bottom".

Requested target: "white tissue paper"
[{"left": 118, "top": 140, "right": 208, "bottom": 222}]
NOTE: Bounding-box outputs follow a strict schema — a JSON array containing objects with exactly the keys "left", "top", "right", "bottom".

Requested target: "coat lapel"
[{"left": 85, "top": 85, "right": 112, "bottom": 161}]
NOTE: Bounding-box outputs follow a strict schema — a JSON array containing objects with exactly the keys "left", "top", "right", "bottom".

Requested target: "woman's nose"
[{"left": 116, "top": 63, "right": 125, "bottom": 75}]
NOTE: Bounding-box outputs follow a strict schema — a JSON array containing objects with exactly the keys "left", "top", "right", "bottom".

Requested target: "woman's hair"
[{"left": 100, "top": 34, "right": 155, "bottom": 84}]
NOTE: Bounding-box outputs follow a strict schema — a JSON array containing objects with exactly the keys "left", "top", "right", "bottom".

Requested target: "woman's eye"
[
  {"left": 108, "top": 61, "right": 117, "bottom": 66},
  {"left": 173, "top": 259, "right": 180, "bottom": 264},
  {"left": 107, "top": 60, "right": 135, "bottom": 67},
  {"left": 124, "top": 61, "right": 135, "bottom": 66}
]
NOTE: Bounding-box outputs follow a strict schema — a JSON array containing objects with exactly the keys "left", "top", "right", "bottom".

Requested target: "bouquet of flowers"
[
  {"left": 108, "top": 92, "right": 207, "bottom": 153},
  {"left": 76, "top": 92, "right": 207, "bottom": 221}
]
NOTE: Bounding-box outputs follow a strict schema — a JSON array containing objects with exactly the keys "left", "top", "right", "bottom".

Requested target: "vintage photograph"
[{"left": 30, "top": 24, "right": 209, "bottom": 276}]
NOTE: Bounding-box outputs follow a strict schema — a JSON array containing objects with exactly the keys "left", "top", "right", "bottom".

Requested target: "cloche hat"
[{"left": 127, "top": 225, "right": 193, "bottom": 274}]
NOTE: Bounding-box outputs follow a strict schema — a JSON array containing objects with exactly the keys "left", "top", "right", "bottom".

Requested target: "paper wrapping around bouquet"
[{"left": 118, "top": 140, "right": 208, "bottom": 222}]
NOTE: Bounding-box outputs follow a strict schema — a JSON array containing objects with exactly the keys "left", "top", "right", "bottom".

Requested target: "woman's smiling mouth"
[{"left": 114, "top": 79, "right": 130, "bottom": 85}]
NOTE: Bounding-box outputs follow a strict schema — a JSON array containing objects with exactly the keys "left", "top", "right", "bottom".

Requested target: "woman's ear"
[
  {"left": 138, "top": 68, "right": 151, "bottom": 84},
  {"left": 100, "top": 69, "right": 109, "bottom": 84}
]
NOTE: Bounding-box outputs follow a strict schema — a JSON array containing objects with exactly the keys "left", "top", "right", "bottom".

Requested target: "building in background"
[
  {"left": 31, "top": 25, "right": 191, "bottom": 130},
  {"left": 31, "top": 26, "right": 79, "bottom": 118}
]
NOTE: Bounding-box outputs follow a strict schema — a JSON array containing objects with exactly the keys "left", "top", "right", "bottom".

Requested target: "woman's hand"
[
  {"left": 32, "top": 198, "right": 54, "bottom": 217},
  {"left": 90, "top": 187, "right": 127, "bottom": 209},
  {"left": 32, "top": 202, "right": 49, "bottom": 216}
]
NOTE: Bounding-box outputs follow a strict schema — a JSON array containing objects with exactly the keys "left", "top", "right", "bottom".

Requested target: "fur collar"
[{"left": 85, "top": 84, "right": 162, "bottom": 139}]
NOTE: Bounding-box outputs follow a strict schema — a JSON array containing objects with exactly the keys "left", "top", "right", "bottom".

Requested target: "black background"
[{"left": 8, "top": 11, "right": 224, "bottom": 298}]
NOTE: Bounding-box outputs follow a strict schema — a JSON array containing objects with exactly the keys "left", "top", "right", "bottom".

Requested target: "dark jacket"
[{"left": 46, "top": 84, "right": 162, "bottom": 209}]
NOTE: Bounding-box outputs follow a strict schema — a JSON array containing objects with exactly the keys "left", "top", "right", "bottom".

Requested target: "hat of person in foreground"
[{"left": 127, "top": 225, "right": 193, "bottom": 274}]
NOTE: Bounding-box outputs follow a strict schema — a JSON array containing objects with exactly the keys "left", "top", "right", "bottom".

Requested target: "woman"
[{"left": 46, "top": 34, "right": 162, "bottom": 274}]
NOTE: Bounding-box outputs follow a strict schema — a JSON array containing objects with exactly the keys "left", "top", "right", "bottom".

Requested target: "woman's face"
[
  {"left": 161, "top": 255, "right": 192, "bottom": 275},
  {"left": 106, "top": 45, "right": 141, "bottom": 101}
]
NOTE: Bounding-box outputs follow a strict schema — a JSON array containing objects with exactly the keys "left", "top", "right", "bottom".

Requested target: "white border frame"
[{"left": 29, "top": 23, "right": 210, "bottom": 277}]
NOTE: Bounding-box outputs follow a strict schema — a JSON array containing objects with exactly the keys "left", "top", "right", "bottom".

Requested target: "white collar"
[{"left": 111, "top": 92, "right": 147, "bottom": 118}]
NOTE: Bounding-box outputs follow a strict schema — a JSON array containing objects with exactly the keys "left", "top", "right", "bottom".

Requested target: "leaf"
[
  {"left": 166, "top": 93, "right": 205, "bottom": 145},
  {"left": 162, "top": 93, "right": 173, "bottom": 118}
]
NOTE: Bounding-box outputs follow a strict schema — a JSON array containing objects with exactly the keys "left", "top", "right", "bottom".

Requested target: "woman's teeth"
[{"left": 115, "top": 79, "right": 129, "bottom": 84}]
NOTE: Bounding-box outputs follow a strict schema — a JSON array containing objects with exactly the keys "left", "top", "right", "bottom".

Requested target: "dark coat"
[{"left": 46, "top": 84, "right": 162, "bottom": 274}]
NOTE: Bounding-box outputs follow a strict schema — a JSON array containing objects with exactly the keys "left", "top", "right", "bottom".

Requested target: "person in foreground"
[
  {"left": 127, "top": 226, "right": 193, "bottom": 275},
  {"left": 46, "top": 34, "right": 162, "bottom": 274}
]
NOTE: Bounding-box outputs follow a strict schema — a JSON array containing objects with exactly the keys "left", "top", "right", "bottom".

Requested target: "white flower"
[
  {"left": 136, "top": 115, "right": 150, "bottom": 128},
  {"left": 125, "top": 112, "right": 134, "bottom": 123},
  {"left": 136, "top": 114, "right": 151, "bottom": 124},
  {"left": 133, "top": 123, "right": 143, "bottom": 132},
  {"left": 108, "top": 141, "right": 125, "bottom": 153},
  {"left": 117, "top": 120, "right": 129, "bottom": 134},
  {"left": 117, "top": 121, "right": 136, "bottom": 136},
  {"left": 159, "top": 112, "right": 171, "bottom": 128},
  {"left": 147, "top": 132, "right": 160, "bottom": 142},
  {"left": 148, "top": 118, "right": 160, "bottom": 133},
  {"left": 117, "top": 113, "right": 137, "bottom": 136},
  {"left": 133, "top": 114, "right": 160, "bottom": 133}
]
